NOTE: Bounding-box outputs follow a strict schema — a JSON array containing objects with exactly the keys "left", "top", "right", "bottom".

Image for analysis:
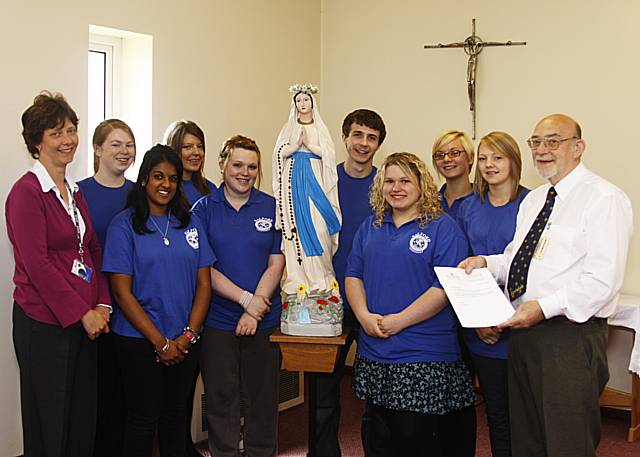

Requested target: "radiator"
[{"left": 191, "top": 369, "right": 304, "bottom": 442}]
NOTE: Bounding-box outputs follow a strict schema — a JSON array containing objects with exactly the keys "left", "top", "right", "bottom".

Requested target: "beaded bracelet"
[{"left": 182, "top": 326, "right": 199, "bottom": 344}]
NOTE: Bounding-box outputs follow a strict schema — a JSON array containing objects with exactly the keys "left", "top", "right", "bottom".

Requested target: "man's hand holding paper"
[{"left": 434, "top": 266, "right": 514, "bottom": 328}]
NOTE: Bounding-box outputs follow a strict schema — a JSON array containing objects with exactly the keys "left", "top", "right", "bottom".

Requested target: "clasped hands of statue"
[{"left": 282, "top": 126, "right": 322, "bottom": 158}]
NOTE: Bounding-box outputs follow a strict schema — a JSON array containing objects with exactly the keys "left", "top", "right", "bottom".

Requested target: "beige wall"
[
  {"left": 2, "top": 0, "right": 639, "bottom": 453},
  {"left": 0, "top": 1, "right": 319, "bottom": 454},
  {"left": 320, "top": 0, "right": 640, "bottom": 296}
]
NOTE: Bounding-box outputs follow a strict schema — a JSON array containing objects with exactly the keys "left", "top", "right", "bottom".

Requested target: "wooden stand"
[
  {"left": 270, "top": 328, "right": 350, "bottom": 457},
  {"left": 603, "top": 296, "right": 640, "bottom": 442},
  {"left": 632, "top": 373, "right": 640, "bottom": 442},
  {"left": 600, "top": 374, "right": 640, "bottom": 442}
]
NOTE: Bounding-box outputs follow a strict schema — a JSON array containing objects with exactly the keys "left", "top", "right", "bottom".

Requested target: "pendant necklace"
[{"left": 149, "top": 211, "right": 171, "bottom": 246}]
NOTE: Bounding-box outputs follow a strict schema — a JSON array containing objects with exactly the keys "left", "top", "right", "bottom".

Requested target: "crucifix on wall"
[{"left": 424, "top": 18, "right": 526, "bottom": 139}]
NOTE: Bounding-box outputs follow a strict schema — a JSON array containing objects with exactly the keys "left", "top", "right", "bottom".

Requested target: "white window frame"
[
  {"left": 87, "top": 34, "right": 122, "bottom": 175},
  {"left": 88, "top": 46, "right": 112, "bottom": 119},
  {"left": 88, "top": 26, "right": 152, "bottom": 181},
  {"left": 89, "top": 34, "right": 122, "bottom": 114}
]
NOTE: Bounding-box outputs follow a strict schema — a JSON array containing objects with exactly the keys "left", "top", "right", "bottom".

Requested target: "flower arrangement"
[{"left": 288, "top": 83, "right": 319, "bottom": 95}]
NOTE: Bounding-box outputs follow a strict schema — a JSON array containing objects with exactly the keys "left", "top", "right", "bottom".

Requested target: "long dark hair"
[
  {"left": 164, "top": 120, "right": 212, "bottom": 197},
  {"left": 126, "top": 144, "right": 190, "bottom": 234}
]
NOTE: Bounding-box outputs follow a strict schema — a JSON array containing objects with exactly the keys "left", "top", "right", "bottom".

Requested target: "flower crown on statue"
[{"left": 288, "top": 83, "right": 319, "bottom": 95}]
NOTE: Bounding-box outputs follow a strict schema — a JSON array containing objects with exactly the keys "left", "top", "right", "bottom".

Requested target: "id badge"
[
  {"left": 534, "top": 222, "right": 552, "bottom": 259},
  {"left": 534, "top": 235, "right": 549, "bottom": 259},
  {"left": 71, "top": 259, "right": 93, "bottom": 283}
]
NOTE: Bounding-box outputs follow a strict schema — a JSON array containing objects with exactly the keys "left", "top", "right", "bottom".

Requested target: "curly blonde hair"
[{"left": 370, "top": 152, "right": 443, "bottom": 228}]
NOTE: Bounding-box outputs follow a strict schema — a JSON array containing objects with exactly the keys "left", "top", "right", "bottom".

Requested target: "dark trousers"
[
  {"left": 435, "top": 325, "right": 476, "bottom": 457},
  {"left": 114, "top": 334, "right": 199, "bottom": 457},
  {"left": 472, "top": 354, "right": 510, "bottom": 457},
  {"left": 509, "top": 317, "right": 608, "bottom": 457},
  {"left": 200, "top": 326, "right": 280, "bottom": 457},
  {"left": 313, "top": 310, "right": 358, "bottom": 457},
  {"left": 363, "top": 403, "right": 439, "bottom": 457},
  {"left": 185, "top": 363, "right": 201, "bottom": 457},
  {"left": 436, "top": 404, "right": 477, "bottom": 457},
  {"left": 13, "top": 302, "right": 97, "bottom": 457},
  {"left": 94, "top": 331, "right": 126, "bottom": 457}
]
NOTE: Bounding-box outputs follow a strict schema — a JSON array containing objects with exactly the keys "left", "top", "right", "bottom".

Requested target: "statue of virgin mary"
[{"left": 272, "top": 84, "right": 343, "bottom": 336}]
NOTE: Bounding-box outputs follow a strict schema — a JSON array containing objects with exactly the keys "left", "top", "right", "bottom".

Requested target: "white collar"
[
  {"left": 30, "top": 161, "right": 78, "bottom": 193},
  {"left": 550, "top": 162, "right": 586, "bottom": 200}
]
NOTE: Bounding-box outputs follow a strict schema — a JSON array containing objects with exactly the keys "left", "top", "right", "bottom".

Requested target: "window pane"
[
  {"left": 88, "top": 50, "right": 106, "bottom": 125},
  {"left": 87, "top": 50, "right": 106, "bottom": 174}
]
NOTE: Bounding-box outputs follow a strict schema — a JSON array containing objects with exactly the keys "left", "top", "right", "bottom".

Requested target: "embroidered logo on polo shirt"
[
  {"left": 254, "top": 217, "right": 273, "bottom": 232},
  {"left": 184, "top": 228, "right": 199, "bottom": 249},
  {"left": 409, "top": 232, "right": 430, "bottom": 254}
]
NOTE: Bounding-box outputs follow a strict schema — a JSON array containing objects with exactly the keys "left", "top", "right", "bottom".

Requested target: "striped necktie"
[{"left": 507, "top": 187, "right": 557, "bottom": 301}]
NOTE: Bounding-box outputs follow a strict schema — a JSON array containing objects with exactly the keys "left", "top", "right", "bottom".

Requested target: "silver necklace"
[{"left": 149, "top": 211, "right": 171, "bottom": 246}]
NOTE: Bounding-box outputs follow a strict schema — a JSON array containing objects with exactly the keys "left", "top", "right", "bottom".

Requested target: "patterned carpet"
[{"left": 193, "top": 374, "right": 640, "bottom": 456}]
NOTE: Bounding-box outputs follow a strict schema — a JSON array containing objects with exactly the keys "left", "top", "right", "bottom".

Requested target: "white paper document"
[{"left": 434, "top": 267, "right": 515, "bottom": 328}]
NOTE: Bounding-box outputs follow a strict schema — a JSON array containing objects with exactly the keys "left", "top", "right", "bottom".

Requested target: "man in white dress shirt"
[{"left": 461, "top": 114, "right": 633, "bottom": 457}]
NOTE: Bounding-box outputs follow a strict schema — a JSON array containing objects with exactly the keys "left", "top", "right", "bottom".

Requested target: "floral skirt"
[{"left": 352, "top": 353, "right": 476, "bottom": 414}]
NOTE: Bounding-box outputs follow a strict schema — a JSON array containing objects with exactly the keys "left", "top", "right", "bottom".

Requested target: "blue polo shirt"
[
  {"left": 332, "top": 163, "right": 376, "bottom": 311},
  {"left": 439, "top": 183, "right": 474, "bottom": 220},
  {"left": 77, "top": 177, "right": 133, "bottom": 247},
  {"left": 346, "top": 212, "right": 468, "bottom": 364},
  {"left": 183, "top": 178, "right": 216, "bottom": 206},
  {"left": 455, "top": 189, "right": 529, "bottom": 359},
  {"left": 192, "top": 185, "right": 282, "bottom": 331},
  {"left": 102, "top": 208, "right": 215, "bottom": 339}
]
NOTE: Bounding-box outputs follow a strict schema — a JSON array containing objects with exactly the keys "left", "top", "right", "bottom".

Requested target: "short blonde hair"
[
  {"left": 370, "top": 152, "right": 443, "bottom": 228},
  {"left": 219, "top": 134, "right": 263, "bottom": 189},
  {"left": 431, "top": 130, "right": 474, "bottom": 177},
  {"left": 475, "top": 131, "right": 524, "bottom": 203}
]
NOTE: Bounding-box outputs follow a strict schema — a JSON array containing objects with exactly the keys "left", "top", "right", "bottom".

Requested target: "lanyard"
[{"left": 65, "top": 182, "right": 85, "bottom": 263}]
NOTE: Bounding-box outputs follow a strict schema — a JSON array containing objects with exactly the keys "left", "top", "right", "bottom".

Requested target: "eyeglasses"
[
  {"left": 433, "top": 149, "right": 464, "bottom": 161},
  {"left": 527, "top": 136, "right": 577, "bottom": 150}
]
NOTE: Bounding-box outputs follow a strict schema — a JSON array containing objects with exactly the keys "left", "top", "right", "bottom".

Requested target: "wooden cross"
[{"left": 424, "top": 18, "right": 526, "bottom": 139}]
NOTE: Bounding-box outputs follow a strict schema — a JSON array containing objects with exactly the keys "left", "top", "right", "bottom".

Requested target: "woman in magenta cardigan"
[{"left": 6, "top": 91, "right": 111, "bottom": 457}]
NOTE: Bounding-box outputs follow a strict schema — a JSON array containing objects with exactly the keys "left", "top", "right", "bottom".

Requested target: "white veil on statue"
[
  {"left": 272, "top": 88, "right": 340, "bottom": 241},
  {"left": 272, "top": 84, "right": 343, "bottom": 336}
]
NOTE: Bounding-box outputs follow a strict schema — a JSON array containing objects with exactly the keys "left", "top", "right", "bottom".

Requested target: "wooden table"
[
  {"left": 599, "top": 377, "right": 639, "bottom": 441},
  {"left": 270, "top": 328, "right": 349, "bottom": 457},
  {"left": 601, "top": 295, "right": 640, "bottom": 442}
]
